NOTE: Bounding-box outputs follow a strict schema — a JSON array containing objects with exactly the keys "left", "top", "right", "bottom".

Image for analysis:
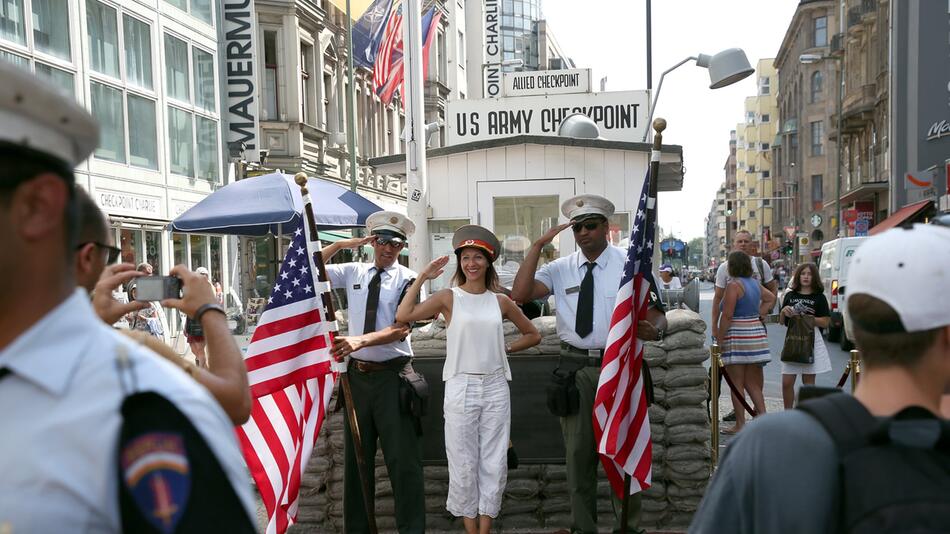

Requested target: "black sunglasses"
[
  {"left": 375, "top": 235, "right": 406, "bottom": 248},
  {"left": 572, "top": 220, "right": 603, "bottom": 233},
  {"left": 77, "top": 241, "right": 121, "bottom": 264}
]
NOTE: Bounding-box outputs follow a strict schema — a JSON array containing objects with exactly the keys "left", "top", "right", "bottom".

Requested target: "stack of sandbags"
[{"left": 646, "top": 308, "right": 711, "bottom": 530}]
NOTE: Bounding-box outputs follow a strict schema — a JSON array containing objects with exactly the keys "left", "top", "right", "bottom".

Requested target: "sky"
[{"left": 543, "top": 0, "right": 799, "bottom": 241}]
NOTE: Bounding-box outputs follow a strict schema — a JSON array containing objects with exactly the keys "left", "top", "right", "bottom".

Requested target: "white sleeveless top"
[{"left": 443, "top": 287, "right": 512, "bottom": 381}]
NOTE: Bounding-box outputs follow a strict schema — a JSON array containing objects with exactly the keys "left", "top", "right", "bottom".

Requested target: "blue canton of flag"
[
  {"left": 624, "top": 180, "right": 657, "bottom": 288},
  {"left": 266, "top": 226, "right": 317, "bottom": 308}
]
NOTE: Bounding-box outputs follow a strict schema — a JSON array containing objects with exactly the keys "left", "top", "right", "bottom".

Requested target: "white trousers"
[{"left": 443, "top": 371, "right": 510, "bottom": 519}]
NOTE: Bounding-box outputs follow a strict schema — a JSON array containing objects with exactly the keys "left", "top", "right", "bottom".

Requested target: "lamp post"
[
  {"left": 800, "top": 52, "right": 844, "bottom": 237},
  {"left": 643, "top": 48, "right": 756, "bottom": 142}
]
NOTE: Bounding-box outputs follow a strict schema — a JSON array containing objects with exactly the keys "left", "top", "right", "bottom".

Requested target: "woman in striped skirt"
[{"left": 716, "top": 251, "right": 776, "bottom": 434}]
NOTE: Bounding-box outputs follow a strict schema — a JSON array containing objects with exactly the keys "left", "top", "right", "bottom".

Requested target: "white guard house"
[{"left": 369, "top": 134, "right": 684, "bottom": 289}]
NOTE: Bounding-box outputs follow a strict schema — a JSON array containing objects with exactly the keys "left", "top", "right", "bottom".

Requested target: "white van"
[{"left": 817, "top": 237, "right": 869, "bottom": 349}]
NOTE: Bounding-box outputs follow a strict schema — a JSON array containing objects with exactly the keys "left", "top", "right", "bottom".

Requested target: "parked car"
[{"left": 817, "top": 237, "right": 869, "bottom": 349}]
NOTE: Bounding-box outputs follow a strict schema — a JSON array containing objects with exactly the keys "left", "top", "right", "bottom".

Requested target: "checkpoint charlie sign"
[
  {"left": 503, "top": 68, "right": 591, "bottom": 97},
  {"left": 446, "top": 90, "right": 649, "bottom": 144}
]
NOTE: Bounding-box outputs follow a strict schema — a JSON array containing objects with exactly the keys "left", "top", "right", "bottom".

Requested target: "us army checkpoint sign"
[{"left": 446, "top": 90, "right": 650, "bottom": 145}]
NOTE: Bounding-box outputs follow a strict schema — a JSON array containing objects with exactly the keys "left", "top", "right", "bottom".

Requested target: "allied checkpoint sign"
[
  {"left": 503, "top": 68, "right": 592, "bottom": 97},
  {"left": 446, "top": 90, "right": 650, "bottom": 145}
]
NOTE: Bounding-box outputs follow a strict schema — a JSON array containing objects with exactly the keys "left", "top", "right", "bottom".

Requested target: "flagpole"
[
  {"left": 295, "top": 173, "right": 378, "bottom": 534},
  {"left": 620, "top": 117, "right": 666, "bottom": 534},
  {"left": 403, "top": 0, "right": 430, "bottom": 284},
  {"left": 346, "top": 0, "right": 365, "bottom": 259}
]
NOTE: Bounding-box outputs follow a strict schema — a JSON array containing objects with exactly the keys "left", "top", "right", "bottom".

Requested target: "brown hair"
[
  {"left": 790, "top": 263, "right": 824, "bottom": 294},
  {"left": 727, "top": 251, "right": 753, "bottom": 278},
  {"left": 452, "top": 247, "right": 501, "bottom": 291},
  {"left": 849, "top": 294, "right": 942, "bottom": 370}
]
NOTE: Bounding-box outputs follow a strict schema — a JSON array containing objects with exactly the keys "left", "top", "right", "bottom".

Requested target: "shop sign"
[
  {"left": 503, "top": 69, "right": 591, "bottom": 97},
  {"left": 95, "top": 189, "right": 162, "bottom": 218},
  {"left": 483, "top": 0, "right": 502, "bottom": 97},
  {"left": 447, "top": 90, "right": 649, "bottom": 144},
  {"left": 220, "top": 0, "right": 260, "bottom": 160}
]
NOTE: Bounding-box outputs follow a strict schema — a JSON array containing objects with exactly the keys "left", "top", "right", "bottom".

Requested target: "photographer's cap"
[
  {"left": 366, "top": 211, "right": 414, "bottom": 239},
  {"left": 0, "top": 60, "right": 99, "bottom": 167},
  {"left": 846, "top": 224, "right": 950, "bottom": 332},
  {"left": 561, "top": 194, "right": 615, "bottom": 223}
]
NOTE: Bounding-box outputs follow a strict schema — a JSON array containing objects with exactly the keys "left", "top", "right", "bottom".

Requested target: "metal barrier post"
[
  {"left": 850, "top": 349, "right": 860, "bottom": 393},
  {"left": 709, "top": 343, "right": 721, "bottom": 469}
]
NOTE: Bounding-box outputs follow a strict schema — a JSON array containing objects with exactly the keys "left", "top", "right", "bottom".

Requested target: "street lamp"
[
  {"left": 800, "top": 52, "right": 843, "bottom": 238},
  {"left": 643, "top": 48, "right": 755, "bottom": 141},
  {"left": 481, "top": 58, "right": 524, "bottom": 73}
]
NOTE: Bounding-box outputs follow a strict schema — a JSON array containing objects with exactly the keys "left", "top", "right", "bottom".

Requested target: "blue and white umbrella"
[{"left": 169, "top": 172, "right": 383, "bottom": 236}]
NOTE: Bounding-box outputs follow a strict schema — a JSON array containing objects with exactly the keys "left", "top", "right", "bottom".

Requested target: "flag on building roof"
[
  {"left": 593, "top": 171, "right": 656, "bottom": 499},
  {"left": 236, "top": 223, "right": 337, "bottom": 534}
]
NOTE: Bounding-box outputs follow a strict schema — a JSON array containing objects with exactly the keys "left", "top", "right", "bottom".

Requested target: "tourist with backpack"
[
  {"left": 778, "top": 263, "right": 832, "bottom": 409},
  {"left": 690, "top": 224, "right": 950, "bottom": 533}
]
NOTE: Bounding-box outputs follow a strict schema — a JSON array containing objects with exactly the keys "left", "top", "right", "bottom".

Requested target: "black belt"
[
  {"left": 351, "top": 357, "right": 410, "bottom": 373},
  {"left": 560, "top": 342, "right": 604, "bottom": 367}
]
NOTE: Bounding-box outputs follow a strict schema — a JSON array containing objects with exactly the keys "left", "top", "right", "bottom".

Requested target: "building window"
[
  {"left": 762, "top": 170, "right": 770, "bottom": 178},
  {"left": 759, "top": 76, "right": 770, "bottom": 95},
  {"left": 168, "top": 106, "right": 194, "bottom": 176},
  {"left": 300, "top": 42, "right": 313, "bottom": 123},
  {"left": 814, "top": 16, "right": 827, "bottom": 47},
  {"left": 87, "top": 0, "right": 119, "bottom": 78},
  {"left": 35, "top": 62, "right": 73, "bottom": 95},
  {"left": 811, "top": 174, "right": 823, "bottom": 206},
  {"left": 127, "top": 94, "right": 157, "bottom": 168},
  {"left": 0, "top": 0, "right": 25, "bottom": 45},
  {"left": 165, "top": 34, "right": 189, "bottom": 102},
  {"left": 457, "top": 29, "right": 464, "bottom": 70},
  {"left": 810, "top": 71, "right": 823, "bottom": 103},
  {"left": 91, "top": 82, "right": 125, "bottom": 162},
  {"left": 746, "top": 111, "right": 755, "bottom": 124},
  {"left": 193, "top": 46, "right": 215, "bottom": 111},
  {"left": 164, "top": 0, "right": 212, "bottom": 25},
  {"left": 32, "top": 0, "right": 70, "bottom": 60},
  {"left": 761, "top": 143, "right": 770, "bottom": 151},
  {"left": 263, "top": 30, "right": 278, "bottom": 120},
  {"left": 195, "top": 115, "right": 217, "bottom": 181},
  {"left": 810, "top": 120, "right": 824, "bottom": 156},
  {"left": 749, "top": 210, "right": 756, "bottom": 219},
  {"left": 121, "top": 14, "right": 151, "bottom": 89},
  {"left": 761, "top": 113, "right": 770, "bottom": 123}
]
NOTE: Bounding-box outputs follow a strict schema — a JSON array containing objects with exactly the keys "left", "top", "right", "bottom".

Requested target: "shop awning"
[{"left": 869, "top": 200, "right": 933, "bottom": 235}]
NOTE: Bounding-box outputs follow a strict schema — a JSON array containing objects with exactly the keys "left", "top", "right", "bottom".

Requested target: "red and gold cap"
[{"left": 452, "top": 225, "right": 501, "bottom": 261}]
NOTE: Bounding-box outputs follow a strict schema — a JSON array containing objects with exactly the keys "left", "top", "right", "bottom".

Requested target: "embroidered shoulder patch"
[{"left": 121, "top": 432, "right": 191, "bottom": 533}]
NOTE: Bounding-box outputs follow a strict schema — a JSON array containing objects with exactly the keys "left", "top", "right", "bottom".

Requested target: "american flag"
[
  {"left": 236, "top": 223, "right": 337, "bottom": 534},
  {"left": 373, "top": 1, "right": 403, "bottom": 97},
  {"left": 593, "top": 170, "right": 656, "bottom": 498}
]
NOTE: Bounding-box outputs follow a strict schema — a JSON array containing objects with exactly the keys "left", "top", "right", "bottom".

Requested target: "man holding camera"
[
  {"left": 511, "top": 194, "right": 667, "bottom": 534},
  {"left": 321, "top": 211, "right": 425, "bottom": 534},
  {"left": 0, "top": 62, "right": 255, "bottom": 532}
]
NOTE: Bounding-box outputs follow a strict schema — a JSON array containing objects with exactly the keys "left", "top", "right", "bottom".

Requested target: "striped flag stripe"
[
  {"left": 253, "top": 308, "right": 324, "bottom": 340},
  {"left": 246, "top": 335, "right": 329, "bottom": 372},
  {"left": 249, "top": 361, "right": 332, "bottom": 399},
  {"left": 246, "top": 321, "right": 333, "bottom": 358}
]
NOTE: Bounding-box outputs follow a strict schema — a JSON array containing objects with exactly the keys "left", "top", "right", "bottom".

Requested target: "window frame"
[
  {"left": 87, "top": 4, "right": 159, "bottom": 171},
  {"left": 161, "top": 0, "right": 214, "bottom": 27},
  {"left": 810, "top": 120, "right": 824, "bottom": 157},
  {"left": 810, "top": 70, "right": 823, "bottom": 103},
  {"left": 0, "top": 0, "right": 77, "bottom": 95},
  {"left": 162, "top": 29, "right": 220, "bottom": 182},
  {"left": 813, "top": 16, "right": 828, "bottom": 48}
]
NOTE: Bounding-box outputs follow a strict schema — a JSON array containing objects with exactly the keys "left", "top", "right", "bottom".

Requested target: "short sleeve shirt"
[
  {"left": 781, "top": 291, "right": 830, "bottom": 324},
  {"left": 534, "top": 245, "right": 627, "bottom": 349},
  {"left": 325, "top": 262, "right": 416, "bottom": 362},
  {"left": 715, "top": 257, "right": 774, "bottom": 289}
]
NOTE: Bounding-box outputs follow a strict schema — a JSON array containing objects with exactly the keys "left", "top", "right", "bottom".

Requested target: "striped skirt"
[{"left": 721, "top": 316, "right": 771, "bottom": 365}]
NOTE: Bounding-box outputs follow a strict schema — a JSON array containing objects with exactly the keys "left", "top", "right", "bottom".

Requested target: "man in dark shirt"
[{"left": 690, "top": 224, "right": 950, "bottom": 533}]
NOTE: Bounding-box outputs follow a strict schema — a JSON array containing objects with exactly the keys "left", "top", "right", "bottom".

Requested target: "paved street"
[{"left": 698, "top": 280, "right": 854, "bottom": 402}]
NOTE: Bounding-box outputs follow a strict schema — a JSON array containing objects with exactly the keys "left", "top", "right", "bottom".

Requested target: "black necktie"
[
  {"left": 575, "top": 262, "right": 595, "bottom": 338},
  {"left": 0, "top": 367, "right": 10, "bottom": 382},
  {"left": 363, "top": 269, "right": 383, "bottom": 334}
]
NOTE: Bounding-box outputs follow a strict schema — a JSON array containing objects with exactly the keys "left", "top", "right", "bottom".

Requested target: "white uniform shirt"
[
  {"left": 715, "top": 257, "right": 774, "bottom": 289},
  {"left": 326, "top": 261, "right": 417, "bottom": 362},
  {"left": 535, "top": 245, "right": 627, "bottom": 350},
  {"left": 0, "top": 291, "right": 255, "bottom": 532}
]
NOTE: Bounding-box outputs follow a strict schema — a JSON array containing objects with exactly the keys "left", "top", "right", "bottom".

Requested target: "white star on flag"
[
  {"left": 294, "top": 228, "right": 302, "bottom": 236},
  {"left": 284, "top": 290, "right": 293, "bottom": 299},
  {"left": 296, "top": 246, "right": 305, "bottom": 255},
  {"left": 292, "top": 278, "right": 300, "bottom": 287},
  {"left": 280, "top": 271, "right": 289, "bottom": 280},
  {"left": 301, "top": 265, "right": 309, "bottom": 274},
  {"left": 303, "top": 285, "right": 312, "bottom": 293},
  {"left": 273, "top": 283, "right": 281, "bottom": 292},
  {"left": 288, "top": 258, "right": 298, "bottom": 268}
]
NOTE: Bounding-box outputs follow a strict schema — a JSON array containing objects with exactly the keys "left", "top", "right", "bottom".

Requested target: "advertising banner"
[{"left": 220, "top": 0, "right": 260, "bottom": 162}]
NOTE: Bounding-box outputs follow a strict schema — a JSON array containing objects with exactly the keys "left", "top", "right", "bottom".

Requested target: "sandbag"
[
  {"left": 667, "top": 347, "right": 709, "bottom": 365},
  {"left": 665, "top": 308, "right": 707, "bottom": 334},
  {"left": 665, "top": 366, "right": 708, "bottom": 388},
  {"left": 665, "top": 406, "right": 708, "bottom": 426},
  {"left": 660, "top": 330, "right": 706, "bottom": 351}
]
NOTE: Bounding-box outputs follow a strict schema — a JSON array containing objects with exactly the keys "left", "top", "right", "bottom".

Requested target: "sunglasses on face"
[
  {"left": 375, "top": 236, "right": 405, "bottom": 249},
  {"left": 571, "top": 220, "right": 603, "bottom": 233},
  {"left": 77, "top": 241, "right": 121, "bottom": 264}
]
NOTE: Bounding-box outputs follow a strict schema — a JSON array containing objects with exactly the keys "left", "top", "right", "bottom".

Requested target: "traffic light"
[
  {"left": 725, "top": 201, "right": 734, "bottom": 216},
  {"left": 784, "top": 241, "right": 794, "bottom": 256}
]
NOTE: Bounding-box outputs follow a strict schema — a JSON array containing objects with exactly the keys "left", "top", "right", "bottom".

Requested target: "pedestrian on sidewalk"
[
  {"left": 715, "top": 251, "right": 775, "bottom": 434},
  {"left": 691, "top": 224, "right": 950, "bottom": 533},
  {"left": 397, "top": 225, "right": 541, "bottom": 534},
  {"left": 779, "top": 263, "right": 832, "bottom": 409}
]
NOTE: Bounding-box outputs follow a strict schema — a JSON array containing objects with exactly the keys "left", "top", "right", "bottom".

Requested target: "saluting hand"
[
  {"left": 339, "top": 235, "right": 376, "bottom": 249},
  {"left": 536, "top": 222, "right": 572, "bottom": 247},
  {"left": 422, "top": 255, "right": 450, "bottom": 281},
  {"left": 92, "top": 263, "right": 150, "bottom": 325}
]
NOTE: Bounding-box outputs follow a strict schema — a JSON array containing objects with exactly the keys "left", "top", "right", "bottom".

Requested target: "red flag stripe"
[
  {"left": 246, "top": 335, "right": 329, "bottom": 372},
  {"left": 250, "top": 361, "right": 332, "bottom": 399},
  {"left": 253, "top": 308, "right": 325, "bottom": 340}
]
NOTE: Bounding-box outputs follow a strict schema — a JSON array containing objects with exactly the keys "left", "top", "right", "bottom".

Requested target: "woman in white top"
[{"left": 396, "top": 225, "right": 540, "bottom": 534}]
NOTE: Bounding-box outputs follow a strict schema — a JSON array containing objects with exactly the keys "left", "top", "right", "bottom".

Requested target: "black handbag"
[{"left": 546, "top": 367, "right": 580, "bottom": 417}]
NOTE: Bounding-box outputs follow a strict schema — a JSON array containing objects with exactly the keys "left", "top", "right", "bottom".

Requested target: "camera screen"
[{"left": 134, "top": 276, "right": 177, "bottom": 302}]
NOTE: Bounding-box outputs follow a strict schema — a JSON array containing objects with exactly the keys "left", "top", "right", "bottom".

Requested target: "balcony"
[
  {"left": 782, "top": 118, "right": 798, "bottom": 134},
  {"left": 830, "top": 33, "right": 844, "bottom": 56},
  {"left": 847, "top": 6, "right": 862, "bottom": 29},
  {"left": 842, "top": 84, "right": 876, "bottom": 128},
  {"left": 861, "top": 0, "right": 877, "bottom": 20}
]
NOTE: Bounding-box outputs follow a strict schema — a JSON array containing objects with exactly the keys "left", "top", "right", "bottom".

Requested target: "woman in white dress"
[
  {"left": 396, "top": 225, "right": 541, "bottom": 534},
  {"left": 779, "top": 263, "right": 833, "bottom": 409}
]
